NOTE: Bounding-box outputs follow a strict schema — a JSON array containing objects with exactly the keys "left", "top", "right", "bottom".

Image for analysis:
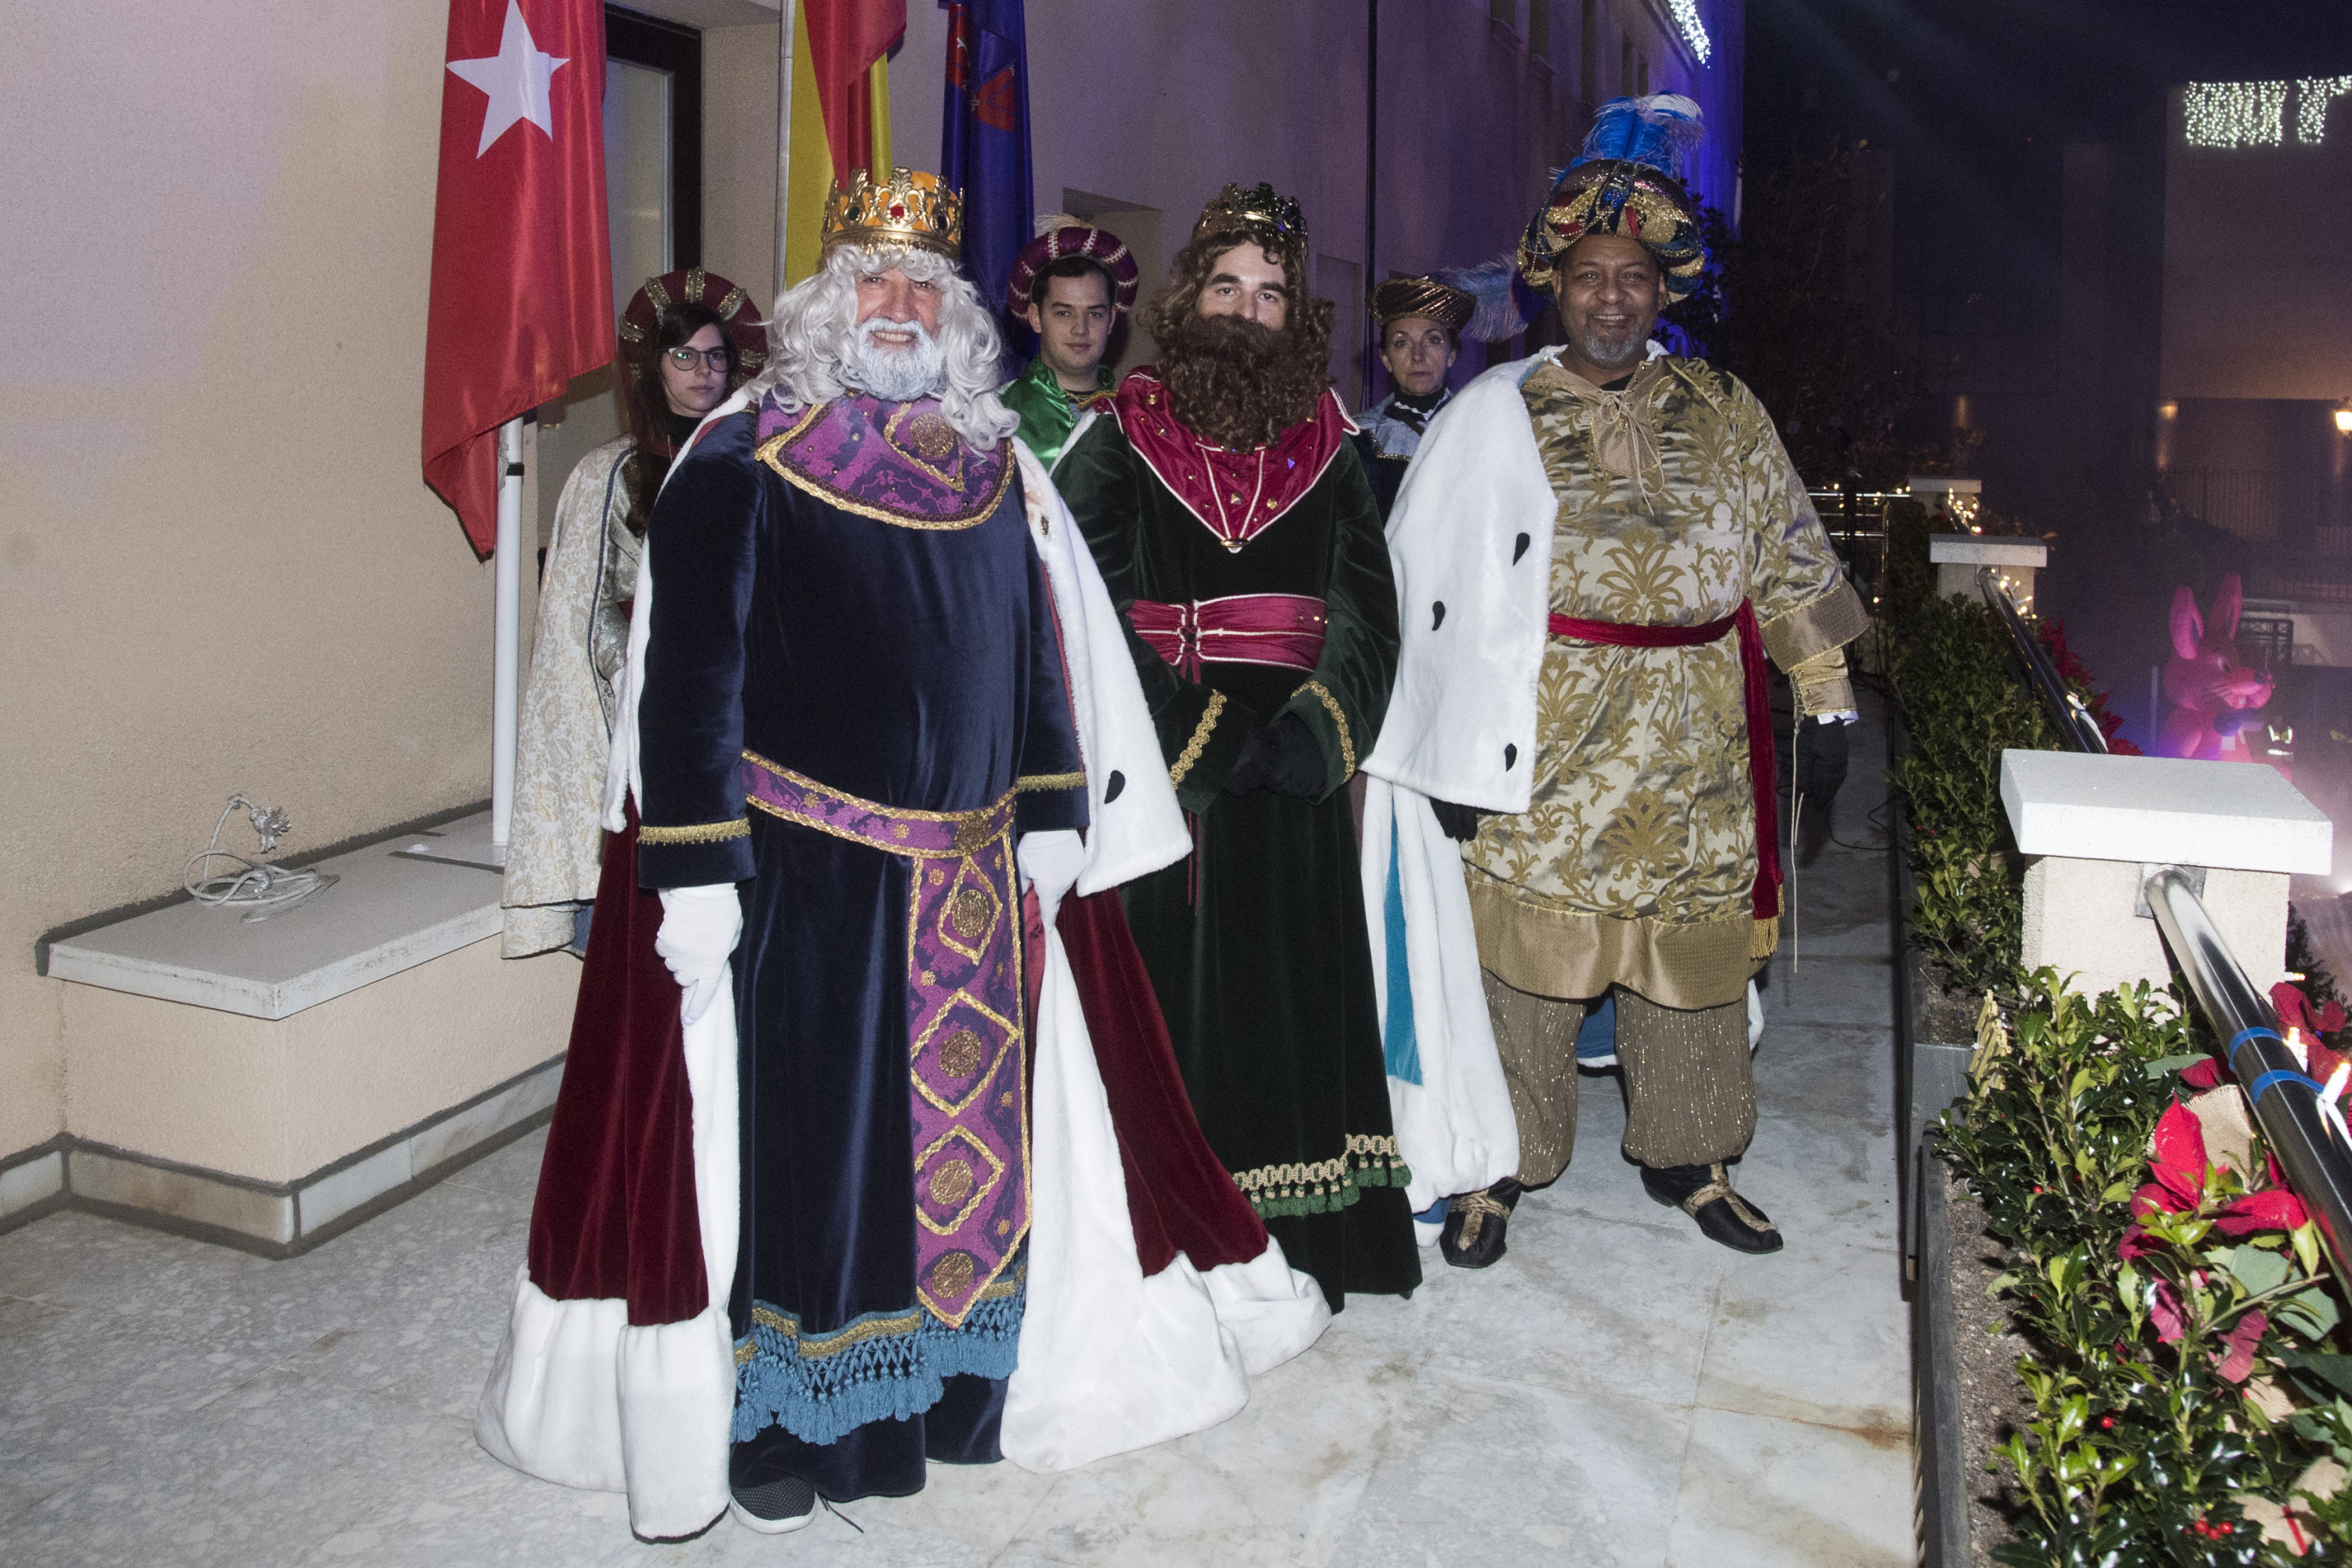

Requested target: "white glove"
[{"left": 655, "top": 884, "right": 742, "bottom": 1025}]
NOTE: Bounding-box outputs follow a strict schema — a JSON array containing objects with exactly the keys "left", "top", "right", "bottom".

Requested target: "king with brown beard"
[{"left": 1058, "top": 183, "right": 1419, "bottom": 1312}]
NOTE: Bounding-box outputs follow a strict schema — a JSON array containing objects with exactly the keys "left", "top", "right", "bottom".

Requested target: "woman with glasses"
[{"left": 501, "top": 268, "right": 767, "bottom": 958}]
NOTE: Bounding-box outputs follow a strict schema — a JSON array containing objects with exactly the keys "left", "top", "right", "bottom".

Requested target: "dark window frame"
[{"left": 604, "top": 5, "right": 703, "bottom": 271}]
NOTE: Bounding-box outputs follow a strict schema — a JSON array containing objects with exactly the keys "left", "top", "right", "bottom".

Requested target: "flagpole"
[
  {"left": 775, "top": 0, "right": 797, "bottom": 293},
  {"left": 489, "top": 415, "right": 524, "bottom": 853}
]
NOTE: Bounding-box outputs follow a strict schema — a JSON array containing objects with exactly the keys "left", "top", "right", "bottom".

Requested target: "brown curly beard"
[{"left": 1156, "top": 312, "right": 1334, "bottom": 449}]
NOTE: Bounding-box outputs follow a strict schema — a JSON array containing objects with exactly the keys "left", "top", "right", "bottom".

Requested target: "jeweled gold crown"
[
  {"left": 821, "top": 168, "right": 963, "bottom": 260},
  {"left": 1191, "top": 182, "right": 1307, "bottom": 257}
]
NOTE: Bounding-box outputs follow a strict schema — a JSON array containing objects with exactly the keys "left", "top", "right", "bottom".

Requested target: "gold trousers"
[{"left": 1481, "top": 967, "right": 1755, "bottom": 1182}]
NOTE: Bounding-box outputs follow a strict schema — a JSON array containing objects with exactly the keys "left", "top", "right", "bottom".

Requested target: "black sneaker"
[
  {"left": 731, "top": 1473, "right": 818, "bottom": 1535},
  {"left": 1642, "top": 1162, "right": 1783, "bottom": 1254},
  {"left": 1439, "top": 1178, "right": 1522, "bottom": 1269}
]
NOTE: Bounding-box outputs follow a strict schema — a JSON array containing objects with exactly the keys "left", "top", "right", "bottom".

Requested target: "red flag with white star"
[{"left": 422, "top": 0, "right": 612, "bottom": 554}]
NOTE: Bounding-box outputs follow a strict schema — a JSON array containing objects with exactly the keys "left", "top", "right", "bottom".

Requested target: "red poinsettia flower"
[
  {"left": 2272, "top": 981, "right": 2347, "bottom": 1043},
  {"left": 2216, "top": 1189, "right": 2309, "bottom": 1234},
  {"left": 2151, "top": 1276, "right": 2187, "bottom": 1343},
  {"left": 2213, "top": 1309, "right": 2269, "bottom": 1383},
  {"left": 2180, "top": 1056, "right": 2224, "bottom": 1089},
  {"left": 2130, "top": 1102, "right": 2210, "bottom": 1218}
]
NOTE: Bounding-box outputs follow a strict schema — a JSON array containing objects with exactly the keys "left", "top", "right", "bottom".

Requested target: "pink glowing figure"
[{"left": 2160, "top": 574, "right": 2274, "bottom": 764}]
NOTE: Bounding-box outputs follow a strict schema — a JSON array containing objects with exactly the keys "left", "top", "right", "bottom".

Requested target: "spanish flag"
[{"left": 784, "top": 0, "right": 905, "bottom": 285}]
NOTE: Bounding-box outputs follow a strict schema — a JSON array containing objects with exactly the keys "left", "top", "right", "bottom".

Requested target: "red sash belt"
[
  {"left": 1130, "top": 593, "right": 1328, "bottom": 680},
  {"left": 1548, "top": 601, "right": 1782, "bottom": 928}
]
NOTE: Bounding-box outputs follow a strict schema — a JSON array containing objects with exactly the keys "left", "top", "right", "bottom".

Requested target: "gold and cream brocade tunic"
[{"left": 1462, "top": 357, "right": 1867, "bottom": 1011}]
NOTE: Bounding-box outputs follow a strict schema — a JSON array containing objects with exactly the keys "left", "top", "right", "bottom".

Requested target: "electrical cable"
[{"left": 183, "top": 795, "right": 337, "bottom": 922}]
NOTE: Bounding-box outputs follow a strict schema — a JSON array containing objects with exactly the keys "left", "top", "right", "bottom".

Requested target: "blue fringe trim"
[{"left": 730, "top": 1282, "right": 1026, "bottom": 1448}]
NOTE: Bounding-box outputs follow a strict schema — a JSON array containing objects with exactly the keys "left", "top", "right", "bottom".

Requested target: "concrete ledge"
[
  {"left": 2001, "top": 751, "right": 2332, "bottom": 874},
  {"left": 0, "top": 1054, "right": 562, "bottom": 1255},
  {"left": 1928, "top": 534, "right": 2045, "bottom": 568},
  {"left": 47, "top": 810, "right": 504, "bottom": 1020}
]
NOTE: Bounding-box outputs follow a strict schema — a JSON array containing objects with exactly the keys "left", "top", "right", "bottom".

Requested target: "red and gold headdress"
[{"left": 1006, "top": 214, "right": 1142, "bottom": 316}]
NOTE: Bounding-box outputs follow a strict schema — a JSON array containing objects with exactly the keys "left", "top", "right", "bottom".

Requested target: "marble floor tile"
[
  {"left": 1665, "top": 1406, "right": 1914, "bottom": 1568},
  {"left": 1694, "top": 1240, "right": 1910, "bottom": 1433},
  {"left": 441, "top": 1125, "right": 550, "bottom": 1201},
  {"left": 1762, "top": 953, "right": 1898, "bottom": 1031},
  {"left": 1331, "top": 1372, "right": 1686, "bottom": 1568},
  {"left": 1000, "top": 1317, "right": 1415, "bottom": 1568},
  {"left": 5, "top": 1368, "right": 452, "bottom": 1568}
]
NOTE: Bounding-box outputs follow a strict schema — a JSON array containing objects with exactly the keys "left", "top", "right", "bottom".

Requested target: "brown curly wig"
[{"left": 1146, "top": 232, "right": 1333, "bottom": 451}]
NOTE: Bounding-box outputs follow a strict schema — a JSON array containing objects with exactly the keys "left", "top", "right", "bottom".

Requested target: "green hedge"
[{"left": 1888, "top": 514, "right": 2352, "bottom": 1560}]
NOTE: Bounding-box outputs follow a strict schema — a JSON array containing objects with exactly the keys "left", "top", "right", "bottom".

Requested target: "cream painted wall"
[
  {"left": 0, "top": 2, "right": 509, "bottom": 1161},
  {"left": 704, "top": 22, "right": 783, "bottom": 307}
]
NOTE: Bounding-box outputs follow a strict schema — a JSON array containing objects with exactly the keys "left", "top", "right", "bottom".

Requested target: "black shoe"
[
  {"left": 1642, "top": 1162, "right": 1784, "bottom": 1254},
  {"left": 1439, "top": 1178, "right": 1522, "bottom": 1269},
  {"left": 730, "top": 1474, "right": 818, "bottom": 1535}
]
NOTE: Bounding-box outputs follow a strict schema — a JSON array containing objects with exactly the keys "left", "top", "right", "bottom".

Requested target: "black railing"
[
  {"left": 1976, "top": 565, "right": 2110, "bottom": 755},
  {"left": 2144, "top": 867, "right": 2352, "bottom": 1283}
]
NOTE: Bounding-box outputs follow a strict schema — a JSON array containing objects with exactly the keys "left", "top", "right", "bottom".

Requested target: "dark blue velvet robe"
[{"left": 633, "top": 401, "right": 1085, "bottom": 1502}]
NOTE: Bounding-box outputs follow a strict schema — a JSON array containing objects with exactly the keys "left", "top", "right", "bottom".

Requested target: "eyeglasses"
[{"left": 664, "top": 346, "right": 730, "bottom": 372}]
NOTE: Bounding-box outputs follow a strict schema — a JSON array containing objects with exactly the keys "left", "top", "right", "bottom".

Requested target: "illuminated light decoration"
[
  {"left": 2299, "top": 76, "right": 2352, "bottom": 144},
  {"left": 2183, "top": 80, "right": 2287, "bottom": 148},
  {"left": 1667, "top": 0, "right": 1711, "bottom": 64}
]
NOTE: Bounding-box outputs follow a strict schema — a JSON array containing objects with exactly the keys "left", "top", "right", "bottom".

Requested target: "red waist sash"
[
  {"left": 1547, "top": 601, "right": 1781, "bottom": 929},
  {"left": 1131, "top": 592, "right": 1328, "bottom": 680}
]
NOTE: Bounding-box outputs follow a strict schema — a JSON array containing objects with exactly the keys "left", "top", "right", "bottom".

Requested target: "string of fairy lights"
[
  {"left": 1668, "top": 0, "right": 1711, "bottom": 65},
  {"left": 2184, "top": 77, "right": 2352, "bottom": 149}
]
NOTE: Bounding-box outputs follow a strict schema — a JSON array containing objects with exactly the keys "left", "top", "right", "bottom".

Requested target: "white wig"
[{"left": 750, "top": 245, "right": 1020, "bottom": 450}]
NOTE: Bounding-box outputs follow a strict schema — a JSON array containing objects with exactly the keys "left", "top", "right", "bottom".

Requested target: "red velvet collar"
[{"left": 1111, "top": 369, "right": 1358, "bottom": 554}]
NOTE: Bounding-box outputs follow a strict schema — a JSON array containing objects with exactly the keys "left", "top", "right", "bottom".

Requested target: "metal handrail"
[
  {"left": 1976, "top": 565, "right": 2110, "bottom": 754},
  {"left": 2144, "top": 867, "right": 2352, "bottom": 1283}
]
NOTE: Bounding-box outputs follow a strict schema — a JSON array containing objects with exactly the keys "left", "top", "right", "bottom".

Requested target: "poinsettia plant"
[{"left": 1940, "top": 973, "right": 2352, "bottom": 1562}]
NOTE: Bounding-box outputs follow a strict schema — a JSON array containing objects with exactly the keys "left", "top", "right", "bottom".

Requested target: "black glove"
[
  {"left": 1225, "top": 716, "right": 1325, "bottom": 798},
  {"left": 1223, "top": 726, "right": 1276, "bottom": 796},
  {"left": 1432, "top": 800, "right": 1486, "bottom": 841},
  {"left": 1261, "top": 714, "right": 1327, "bottom": 798}
]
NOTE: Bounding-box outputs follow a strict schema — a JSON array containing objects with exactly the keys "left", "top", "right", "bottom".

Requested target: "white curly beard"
[{"left": 847, "top": 316, "right": 946, "bottom": 403}]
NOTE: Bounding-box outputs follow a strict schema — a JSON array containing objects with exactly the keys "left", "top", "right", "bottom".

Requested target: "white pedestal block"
[
  {"left": 34, "top": 811, "right": 582, "bottom": 1252},
  {"left": 1998, "top": 751, "right": 2332, "bottom": 998},
  {"left": 1930, "top": 535, "right": 2047, "bottom": 608},
  {"left": 2020, "top": 858, "right": 2288, "bottom": 1000}
]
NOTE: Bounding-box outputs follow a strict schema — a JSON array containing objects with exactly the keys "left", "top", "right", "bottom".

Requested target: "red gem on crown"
[{"left": 889, "top": 202, "right": 907, "bottom": 220}]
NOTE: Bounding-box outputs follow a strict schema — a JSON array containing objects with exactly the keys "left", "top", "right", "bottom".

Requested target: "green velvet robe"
[{"left": 1058, "top": 403, "right": 1420, "bottom": 1311}]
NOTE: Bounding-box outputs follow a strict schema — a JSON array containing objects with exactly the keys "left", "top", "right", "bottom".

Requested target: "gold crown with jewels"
[
  {"left": 1191, "top": 182, "right": 1307, "bottom": 258},
  {"left": 821, "top": 168, "right": 964, "bottom": 261}
]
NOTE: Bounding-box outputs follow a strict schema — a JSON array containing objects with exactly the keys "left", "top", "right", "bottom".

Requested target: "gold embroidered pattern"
[
  {"left": 1167, "top": 691, "right": 1228, "bottom": 788},
  {"left": 1016, "top": 771, "right": 1086, "bottom": 792},
  {"left": 638, "top": 818, "right": 750, "bottom": 845},
  {"left": 1294, "top": 680, "right": 1356, "bottom": 779},
  {"left": 754, "top": 423, "right": 1015, "bottom": 532}
]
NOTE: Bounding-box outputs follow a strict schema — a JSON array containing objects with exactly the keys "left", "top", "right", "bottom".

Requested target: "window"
[
  {"left": 604, "top": 6, "right": 704, "bottom": 309},
  {"left": 1530, "top": 0, "right": 1552, "bottom": 59},
  {"left": 1490, "top": 0, "right": 1519, "bottom": 32},
  {"left": 1620, "top": 36, "right": 1632, "bottom": 95},
  {"left": 1638, "top": 54, "right": 1649, "bottom": 95}
]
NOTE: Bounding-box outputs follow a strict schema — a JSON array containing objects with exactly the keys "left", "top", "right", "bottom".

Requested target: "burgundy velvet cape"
[{"left": 523, "top": 817, "right": 1268, "bottom": 1332}]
